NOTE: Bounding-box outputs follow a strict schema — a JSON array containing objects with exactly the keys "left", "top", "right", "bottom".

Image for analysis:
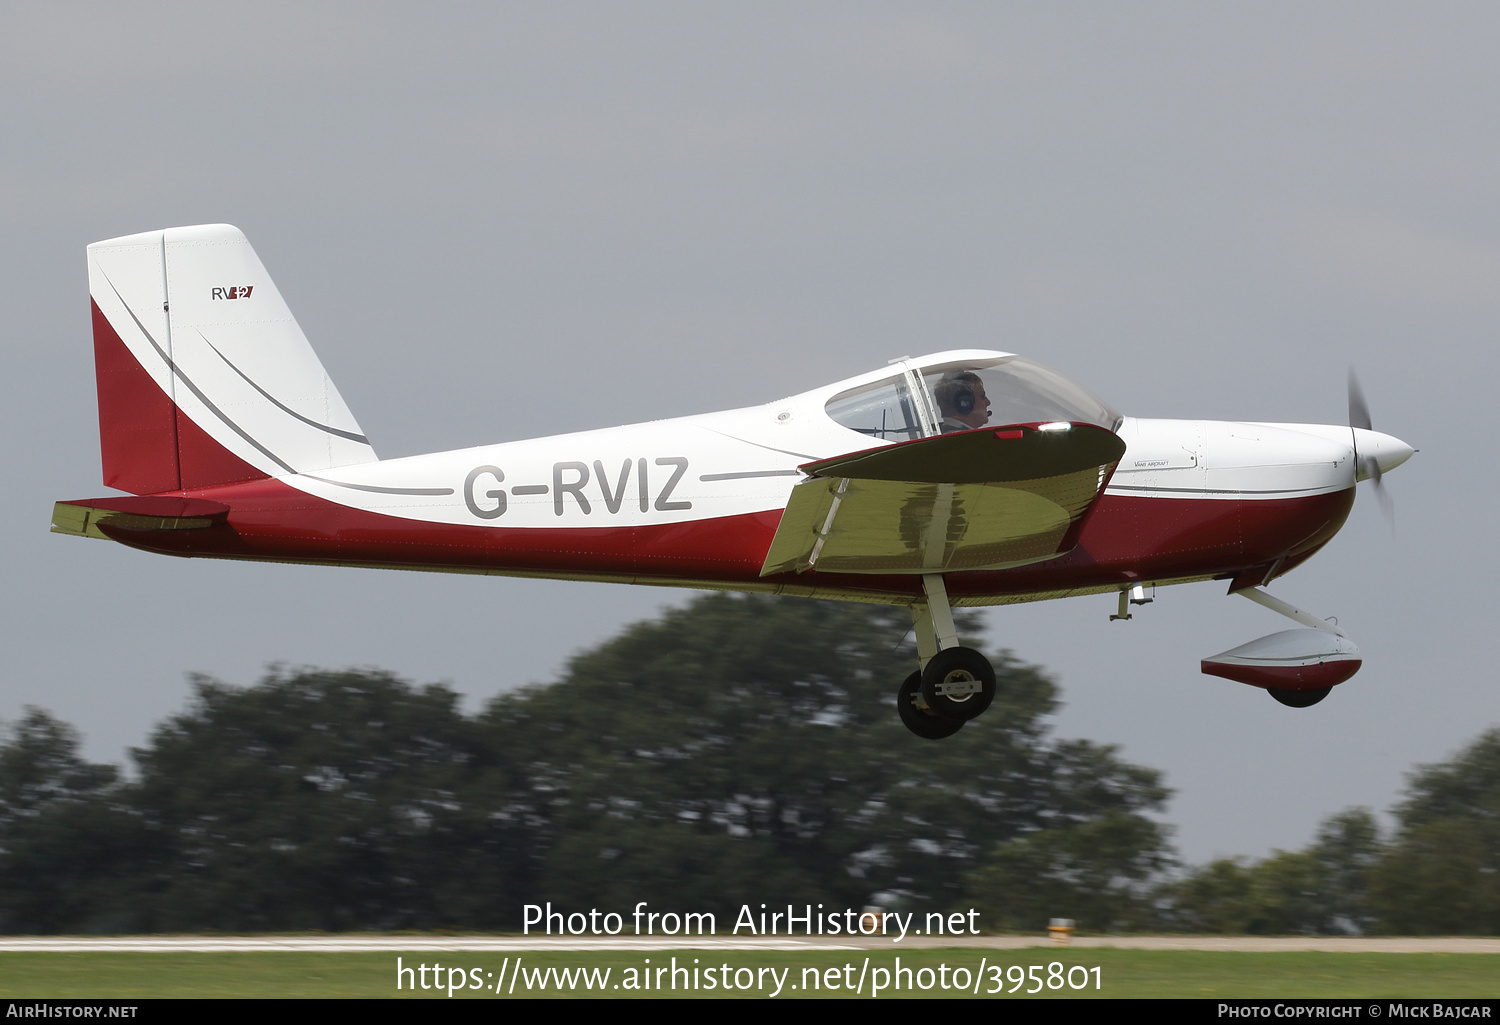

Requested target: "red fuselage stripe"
[{"left": 109, "top": 476, "right": 1355, "bottom": 601}]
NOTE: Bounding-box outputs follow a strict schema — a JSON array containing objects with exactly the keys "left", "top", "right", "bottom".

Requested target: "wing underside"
[{"left": 759, "top": 423, "right": 1124, "bottom": 577}]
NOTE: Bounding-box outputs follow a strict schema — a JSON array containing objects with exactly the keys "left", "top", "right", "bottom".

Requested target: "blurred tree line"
[
  {"left": 0, "top": 592, "right": 1494, "bottom": 935},
  {"left": 0, "top": 593, "right": 1168, "bottom": 933},
  {"left": 1158, "top": 729, "right": 1500, "bottom": 935}
]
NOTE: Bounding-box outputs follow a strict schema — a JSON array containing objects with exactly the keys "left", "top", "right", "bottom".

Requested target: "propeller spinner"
[{"left": 1348, "top": 370, "right": 1414, "bottom": 526}]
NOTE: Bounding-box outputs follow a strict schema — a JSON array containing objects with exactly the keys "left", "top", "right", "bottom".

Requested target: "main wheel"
[
  {"left": 920, "top": 647, "right": 996, "bottom": 721},
  {"left": 1268, "top": 686, "right": 1332, "bottom": 708},
  {"left": 897, "top": 671, "right": 964, "bottom": 739}
]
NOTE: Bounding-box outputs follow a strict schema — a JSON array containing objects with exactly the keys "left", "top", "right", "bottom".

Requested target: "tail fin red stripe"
[{"left": 92, "top": 298, "right": 268, "bottom": 494}]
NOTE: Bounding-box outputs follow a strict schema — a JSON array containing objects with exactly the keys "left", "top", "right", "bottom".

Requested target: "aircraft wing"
[{"left": 759, "top": 423, "right": 1125, "bottom": 576}]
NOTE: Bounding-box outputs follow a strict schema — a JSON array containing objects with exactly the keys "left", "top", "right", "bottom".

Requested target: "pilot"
[{"left": 934, "top": 371, "right": 991, "bottom": 432}]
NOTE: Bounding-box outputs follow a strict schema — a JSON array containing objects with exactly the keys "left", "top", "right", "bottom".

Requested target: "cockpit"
[{"left": 823, "top": 352, "right": 1121, "bottom": 441}]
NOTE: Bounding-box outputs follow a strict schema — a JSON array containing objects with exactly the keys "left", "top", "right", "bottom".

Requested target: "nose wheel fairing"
[
  {"left": 1200, "top": 588, "right": 1364, "bottom": 707},
  {"left": 1200, "top": 631, "right": 1362, "bottom": 690}
]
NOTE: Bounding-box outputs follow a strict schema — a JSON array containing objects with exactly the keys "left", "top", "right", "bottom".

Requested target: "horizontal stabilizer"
[
  {"left": 760, "top": 423, "right": 1124, "bottom": 576},
  {"left": 52, "top": 496, "right": 230, "bottom": 540}
]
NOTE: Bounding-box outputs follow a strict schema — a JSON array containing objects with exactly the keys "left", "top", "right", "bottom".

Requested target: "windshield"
[
  {"left": 823, "top": 374, "right": 924, "bottom": 441},
  {"left": 920, "top": 356, "right": 1120, "bottom": 433}
]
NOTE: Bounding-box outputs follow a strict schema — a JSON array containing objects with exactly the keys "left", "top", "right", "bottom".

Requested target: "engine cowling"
[{"left": 1201, "top": 629, "right": 1361, "bottom": 691}]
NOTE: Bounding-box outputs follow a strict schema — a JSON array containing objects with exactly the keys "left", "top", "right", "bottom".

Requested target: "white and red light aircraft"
[{"left": 54, "top": 224, "right": 1414, "bottom": 738}]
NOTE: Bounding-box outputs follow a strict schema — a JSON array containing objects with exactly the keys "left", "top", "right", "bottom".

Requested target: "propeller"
[{"left": 1348, "top": 369, "right": 1395, "bottom": 527}]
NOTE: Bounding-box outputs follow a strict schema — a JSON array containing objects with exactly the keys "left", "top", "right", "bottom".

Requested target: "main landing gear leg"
[{"left": 896, "top": 575, "right": 997, "bottom": 739}]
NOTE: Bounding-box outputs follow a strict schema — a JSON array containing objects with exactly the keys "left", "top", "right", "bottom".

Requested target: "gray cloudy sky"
[{"left": 2, "top": 3, "right": 1493, "bottom": 864}]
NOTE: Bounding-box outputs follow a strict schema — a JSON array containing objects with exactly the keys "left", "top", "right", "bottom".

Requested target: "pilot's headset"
[{"left": 937, "top": 372, "right": 977, "bottom": 417}]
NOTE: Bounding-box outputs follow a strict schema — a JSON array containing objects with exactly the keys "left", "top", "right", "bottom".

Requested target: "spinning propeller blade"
[
  {"left": 1348, "top": 369, "right": 1394, "bottom": 528},
  {"left": 1348, "top": 369, "right": 1373, "bottom": 433}
]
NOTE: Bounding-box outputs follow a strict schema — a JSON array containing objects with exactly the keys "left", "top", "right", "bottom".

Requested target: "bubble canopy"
[{"left": 824, "top": 354, "right": 1121, "bottom": 442}]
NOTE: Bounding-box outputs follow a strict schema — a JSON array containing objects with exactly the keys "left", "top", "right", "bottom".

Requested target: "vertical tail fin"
[{"left": 88, "top": 224, "right": 377, "bottom": 494}]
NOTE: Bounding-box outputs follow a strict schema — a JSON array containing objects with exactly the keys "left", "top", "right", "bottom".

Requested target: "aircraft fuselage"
[{"left": 85, "top": 410, "right": 1370, "bottom": 609}]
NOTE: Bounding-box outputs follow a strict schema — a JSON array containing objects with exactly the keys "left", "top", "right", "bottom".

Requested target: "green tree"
[
  {"left": 0, "top": 709, "right": 144, "bottom": 933},
  {"left": 1371, "top": 729, "right": 1500, "bottom": 934},
  {"left": 128, "top": 668, "right": 525, "bottom": 931},
  {"left": 1160, "top": 809, "right": 1384, "bottom": 936},
  {"left": 1309, "top": 808, "right": 1382, "bottom": 934},
  {"left": 0, "top": 593, "right": 1177, "bottom": 933},
  {"left": 485, "top": 593, "right": 1174, "bottom": 925},
  {"left": 1163, "top": 857, "right": 1257, "bottom": 933},
  {"left": 965, "top": 809, "right": 1173, "bottom": 932},
  {"left": 1160, "top": 851, "right": 1323, "bottom": 935}
]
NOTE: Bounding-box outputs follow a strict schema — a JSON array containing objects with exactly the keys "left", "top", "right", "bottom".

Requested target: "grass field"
[{"left": 2, "top": 948, "right": 1498, "bottom": 999}]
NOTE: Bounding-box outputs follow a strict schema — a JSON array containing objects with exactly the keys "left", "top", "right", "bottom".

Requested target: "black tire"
[
  {"left": 920, "top": 647, "right": 996, "bottom": 721},
  {"left": 897, "top": 671, "right": 963, "bottom": 739},
  {"left": 1268, "top": 686, "right": 1332, "bottom": 708}
]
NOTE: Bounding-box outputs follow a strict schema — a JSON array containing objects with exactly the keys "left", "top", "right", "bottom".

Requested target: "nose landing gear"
[
  {"left": 897, "top": 574, "right": 997, "bottom": 739},
  {"left": 1267, "top": 686, "right": 1332, "bottom": 708},
  {"left": 1201, "top": 587, "right": 1360, "bottom": 707}
]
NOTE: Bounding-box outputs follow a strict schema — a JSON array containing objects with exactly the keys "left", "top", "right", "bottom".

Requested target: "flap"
[{"left": 760, "top": 423, "right": 1123, "bottom": 576}]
